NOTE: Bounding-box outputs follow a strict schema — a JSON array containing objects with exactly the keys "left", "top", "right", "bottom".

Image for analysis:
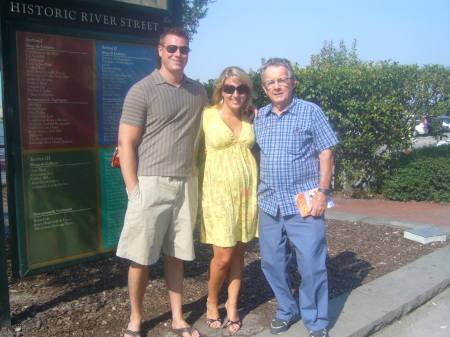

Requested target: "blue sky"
[{"left": 185, "top": 0, "right": 450, "bottom": 83}]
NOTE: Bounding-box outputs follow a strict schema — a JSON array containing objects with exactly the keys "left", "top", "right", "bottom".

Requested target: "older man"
[
  {"left": 254, "top": 58, "right": 339, "bottom": 337},
  {"left": 116, "top": 27, "right": 208, "bottom": 337}
]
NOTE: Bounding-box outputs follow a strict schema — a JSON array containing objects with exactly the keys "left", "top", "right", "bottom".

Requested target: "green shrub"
[{"left": 382, "top": 145, "right": 450, "bottom": 202}]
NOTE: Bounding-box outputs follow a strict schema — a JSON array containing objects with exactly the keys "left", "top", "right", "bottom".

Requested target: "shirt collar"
[
  {"left": 154, "top": 69, "right": 193, "bottom": 86},
  {"left": 264, "top": 97, "right": 299, "bottom": 117}
]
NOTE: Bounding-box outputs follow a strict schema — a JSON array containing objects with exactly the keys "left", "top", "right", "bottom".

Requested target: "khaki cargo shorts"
[{"left": 116, "top": 176, "right": 198, "bottom": 265}]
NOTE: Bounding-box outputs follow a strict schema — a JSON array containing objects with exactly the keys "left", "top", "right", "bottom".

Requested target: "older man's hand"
[{"left": 309, "top": 192, "right": 328, "bottom": 217}]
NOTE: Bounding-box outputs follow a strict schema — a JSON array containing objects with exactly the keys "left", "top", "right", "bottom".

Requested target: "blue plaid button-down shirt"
[{"left": 254, "top": 97, "right": 339, "bottom": 217}]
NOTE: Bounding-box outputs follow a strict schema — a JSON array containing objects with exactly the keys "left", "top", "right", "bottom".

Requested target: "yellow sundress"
[{"left": 200, "top": 106, "right": 258, "bottom": 247}]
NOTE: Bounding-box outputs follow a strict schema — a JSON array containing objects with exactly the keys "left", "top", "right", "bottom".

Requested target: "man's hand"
[
  {"left": 310, "top": 148, "right": 334, "bottom": 217},
  {"left": 309, "top": 191, "right": 328, "bottom": 217}
]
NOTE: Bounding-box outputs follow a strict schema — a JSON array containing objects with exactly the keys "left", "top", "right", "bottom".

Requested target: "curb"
[
  {"left": 253, "top": 214, "right": 450, "bottom": 337},
  {"left": 329, "top": 245, "right": 450, "bottom": 337}
]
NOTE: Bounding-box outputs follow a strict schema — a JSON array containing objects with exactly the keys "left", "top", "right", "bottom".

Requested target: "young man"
[
  {"left": 116, "top": 27, "right": 208, "bottom": 337},
  {"left": 254, "top": 58, "right": 339, "bottom": 337}
]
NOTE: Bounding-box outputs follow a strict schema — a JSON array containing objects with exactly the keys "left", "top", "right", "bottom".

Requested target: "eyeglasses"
[
  {"left": 160, "top": 44, "right": 191, "bottom": 55},
  {"left": 223, "top": 84, "right": 249, "bottom": 95},
  {"left": 263, "top": 77, "right": 292, "bottom": 89}
]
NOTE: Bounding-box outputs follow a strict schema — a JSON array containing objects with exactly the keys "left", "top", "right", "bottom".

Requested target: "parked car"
[
  {"left": 423, "top": 115, "right": 442, "bottom": 134},
  {"left": 437, "top": 116, "right": 450, "bottom": 131},
  {"left": 411, "top": 120, "right": 428, "bottom": 137}
]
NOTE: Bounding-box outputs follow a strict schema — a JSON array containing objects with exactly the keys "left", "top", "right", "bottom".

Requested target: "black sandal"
[
  {"left": 123, "top": 328, "right": 141, "bottom": 337},
  {"left": 169, "top": 326, "right": 203, "bottom": 337},
  {"left": 224, "top": 319, "right": 242, "bottom": 332},
  {"left": 205, "top": 317, "right": 222, "bottom": 328}
]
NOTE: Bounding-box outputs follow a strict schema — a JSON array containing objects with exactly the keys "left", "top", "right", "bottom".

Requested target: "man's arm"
[
  {"left": 118, "top": 123, "right": 142, "bottom": 195},
  {"left": 309, "top": 148, "right": 333, "bottom": 217}
]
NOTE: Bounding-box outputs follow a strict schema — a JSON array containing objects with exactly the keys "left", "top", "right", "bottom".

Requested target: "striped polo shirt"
[{"left": 120, "top": 69, "right": 208, "bottom": 177}]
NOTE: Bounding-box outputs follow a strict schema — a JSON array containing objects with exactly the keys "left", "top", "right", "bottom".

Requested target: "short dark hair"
[{"left": 159, "top": 27, "right": 190, "bottom": 46}]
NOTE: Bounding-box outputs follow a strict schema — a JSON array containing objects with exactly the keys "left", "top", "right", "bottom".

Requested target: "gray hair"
[{"left": 260, "top": 58, "right": 294, "bottom": 83}]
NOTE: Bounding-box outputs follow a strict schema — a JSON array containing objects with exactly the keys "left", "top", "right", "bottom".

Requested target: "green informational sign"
[
  {"left": 23, "top": 151, "right": 99, "bottom": 266},
  {"left": 13, "top": 31, "right": 154, "bottom": 276},
  {"left": 0, "top": 0, "right": 182, "bottom": 276}
]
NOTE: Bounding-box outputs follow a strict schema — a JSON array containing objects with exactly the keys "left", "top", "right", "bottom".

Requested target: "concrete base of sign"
[{"left": 404, "top": 228, "right": 446, "bottom": 244}]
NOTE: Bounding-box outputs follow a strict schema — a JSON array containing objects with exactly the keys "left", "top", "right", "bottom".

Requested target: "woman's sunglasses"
[
  {"left": 223, "top": 84, "right": 248, "bottom": 95},
  {"left": 160, "top": 44, "right": 191, "bottom": 55}
]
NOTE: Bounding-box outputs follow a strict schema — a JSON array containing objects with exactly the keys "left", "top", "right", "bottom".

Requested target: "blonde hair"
[{"left": 212, "top": 67, "right": 254, "bottom": 112}]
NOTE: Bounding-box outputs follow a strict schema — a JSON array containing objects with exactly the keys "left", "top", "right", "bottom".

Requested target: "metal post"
[{"left": 0, "top": 165, "right": 11, "bottom": 327}]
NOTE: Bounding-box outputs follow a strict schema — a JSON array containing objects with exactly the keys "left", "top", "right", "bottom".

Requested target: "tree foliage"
[
  {"left": 297, "top": 41, "right": 450, "bottom": 189},
  {"left": 249, "top": 66, "right": 266, "bottom": 108},
  {"left": 403, "top": 64, "right": 450, "bottom": 118},
  {"left": 296, "top": 41, "right": 417, "bottom": 189},
  {"left": 203, "top": 78, "right": 215, "bottom": 104},
  {"left": 382, "top": 145, "right": 450, "bottom": 202},
  {"left": 181, "top": 0, "right": 215, "bottom": 39}
]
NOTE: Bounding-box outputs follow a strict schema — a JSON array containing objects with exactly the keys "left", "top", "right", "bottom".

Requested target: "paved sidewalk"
[
  {"left": 371, "top": 287, "right": 450, "bottom": 337},
  {"left": 331, "top": 198, "right": 450, "bottom": 228},
  {"left": 253, "top": 198, "right": 450, "bottom": 337}
]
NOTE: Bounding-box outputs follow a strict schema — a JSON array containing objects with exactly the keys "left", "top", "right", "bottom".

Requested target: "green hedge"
[{"left": 381, "top": 145, "right": 450, "bottom": 202}]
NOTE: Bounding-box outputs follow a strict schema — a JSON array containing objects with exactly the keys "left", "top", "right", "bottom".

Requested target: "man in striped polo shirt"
[{"left": 116, "top": 27, "right": 208, "bottom": 337}]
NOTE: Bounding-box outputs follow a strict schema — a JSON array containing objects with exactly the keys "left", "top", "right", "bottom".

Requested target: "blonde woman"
[{"left": 200, "top": 67, "right": 258, "bottom": 332}]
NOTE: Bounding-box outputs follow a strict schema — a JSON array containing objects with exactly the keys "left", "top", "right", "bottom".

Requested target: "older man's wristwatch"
[{"left": 317, "top": 188, "right": 331, "bottom": 195}]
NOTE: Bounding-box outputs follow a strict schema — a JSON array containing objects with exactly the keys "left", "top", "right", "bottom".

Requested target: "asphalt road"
[{"left": 412, "top": 134, "right": 448, "bottom": 149}]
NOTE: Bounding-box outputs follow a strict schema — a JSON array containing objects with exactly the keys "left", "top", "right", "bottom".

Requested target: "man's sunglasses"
[
  {"left": 160, "top": 44, "right": 191, "bottom": 55},
  {"left": 223, "top": 84, "right": 248, "bottom": 95}
]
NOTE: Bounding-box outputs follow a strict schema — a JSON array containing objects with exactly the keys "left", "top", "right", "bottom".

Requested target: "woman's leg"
[
  {"left": 225, "top": 241, "right": 246, "bottom": 332},
  {"left": 207, "top": 245, "right": 234, "bottom": 327}
]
